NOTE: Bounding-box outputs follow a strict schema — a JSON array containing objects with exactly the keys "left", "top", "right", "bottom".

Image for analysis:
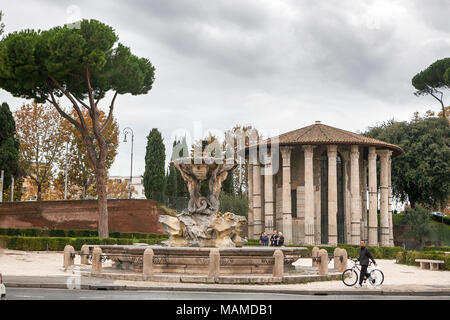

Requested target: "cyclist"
[{"left": 355, "top": 240, "right": 377, "bottom": 288}]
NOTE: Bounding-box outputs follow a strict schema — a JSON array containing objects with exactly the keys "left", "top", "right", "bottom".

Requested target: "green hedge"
[
  {"left": 392, "top": 214, "right": 407, "bottom": 225},
  {"left": 422, "top": 246, "right": 450, "bottom": 252},
  {"left": 291, "top": 244, "right": 403, "bottom": 260},
  {"left": 0, "top": 235, "right": 166, "bottom": 251},
  {"left": 397, "top": 250, "right": 450, "bottom": 270},
  {"left": 244, "top": 240, "right": 403, "bottom": 260},
  {"left": 0, "top": 228, "right": 168, "bottom": 240},
  {"left": 430, "top": 214, "right": 450, "bottom": 226},
  {"left": 246, "top": 239, "right": 260, "bottom": 246},
  {"left": 108, "top": 232, "right": 168, "bottom": 240}
]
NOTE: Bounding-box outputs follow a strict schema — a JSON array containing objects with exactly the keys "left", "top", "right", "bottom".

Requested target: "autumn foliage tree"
[
  {"left": 58, "top": 109, "right": 119, "bottom": 199},
  {"left": 106, "top": 178, "right": 136, "bottom": 199},
  {"left": 14, "top": 102, "right": 67, "bottom": 200},
  {"left": 0, "top": 20, "right": 155, "bottom": 237}
]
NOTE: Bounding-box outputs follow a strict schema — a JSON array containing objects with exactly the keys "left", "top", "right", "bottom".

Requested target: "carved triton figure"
[
  {"left": 160, "top": 156, "right": 246, "bottom": 248},
  {"left": 172, "top": 157, "right": 235, "bottom": 214}
]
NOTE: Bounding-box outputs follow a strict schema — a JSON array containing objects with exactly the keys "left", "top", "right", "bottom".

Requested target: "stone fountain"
[
  {"left": 84, "top": 157, "right": 307, "bottom": 279},
  {"left": 158, "top": 157, "right": 247, "bottom": 248}
]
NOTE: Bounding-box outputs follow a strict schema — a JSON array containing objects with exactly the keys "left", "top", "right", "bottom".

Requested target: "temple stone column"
[
  {"left": 368, "top": 147, "right": 378, "bottom": 246},
  {"left": 350, "top": 145, "right": 361, "bottom": 245},
  {"left": 377, "top": 149, "right": 392, "bottom": 246},
  {"left": 340, "top": 151, "right": 352, "bottom": 243},
  {"left": 327, "top": 145, "right": 338, "bottom": 246},
  {"left": 388, "top": 155, "right": 394, "bottom": 247},
  {"left": 253, "top": 161, "right": 263, "bottom": 238},
  {"left": 264, "top": 155, "right": 274, "bottom": 234},
  {"left": 247, "top": 162, "right": 254, "bottom": 239},
  {"left": 361, "top": 160, "right": 368, "bottom": 243},
  {"left": 302, "top": 145, "right": 315, "bottom": 245},
  {"left": 280, "top": 146, "right": 293, "bottom": 243}
]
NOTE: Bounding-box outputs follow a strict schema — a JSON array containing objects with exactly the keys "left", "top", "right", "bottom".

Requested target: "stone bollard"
[
  {"left": 143, "top": 248, "right": 154, "bottom": 280},
  {"left": 91, "top": 247, "right": 102, "bottom": 275},
  {"left": 273, "top": 250, "right": 284, "bottom": 278},
  {"left": 333, "top": 248, "right": 341, "bottom": 271},
  {"left": 63, "top": 245, "right": 75, "bottom": 270},
  {"left": 341, "top": 249, "right": 348, "bottom": 271},
  {"left": 312, "top": 246, "right": 320, "bottom": 267},
  {"left": 80, "top": 245, "right": 90, "bottom": 265},
  {"left": 318, "top": 249, "right": 328, "bottom": 275},
  {"left": 208, "top": 248, "right": 220, "bottom": 282}
]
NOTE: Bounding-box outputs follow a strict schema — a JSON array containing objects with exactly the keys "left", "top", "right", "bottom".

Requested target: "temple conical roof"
[{"left": 250, "top": 121, "right": 402, "bottom": 157}]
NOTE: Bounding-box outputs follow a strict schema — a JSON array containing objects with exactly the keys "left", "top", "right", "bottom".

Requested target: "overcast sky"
[{"left": 1, "top": 0, "right": 449, "bottom": 177}]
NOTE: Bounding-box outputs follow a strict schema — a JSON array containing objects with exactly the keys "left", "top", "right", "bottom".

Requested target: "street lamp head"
[{"left": 123, "top": 127, "right": 133, "bottom": 143}]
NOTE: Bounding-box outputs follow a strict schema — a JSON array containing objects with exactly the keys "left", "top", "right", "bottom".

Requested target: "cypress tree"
[
  {"left": 222, "top": 170, "right": 234, "bottom": 195},
  {"left": 143, "top": 128, "right": 166, "bottom": 202},
  {"left": 166, "top": 163, "right": 178, "bottom": 198},
  {"left": 170, "top": 137, "right": 188, "bottom": 197},
  {"left": 0, "top": 102, "right": 20, "bottom": 196}
]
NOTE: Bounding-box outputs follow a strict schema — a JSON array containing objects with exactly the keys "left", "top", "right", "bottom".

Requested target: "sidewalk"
[{"left": 1, "top": 250, "right": 450, "bottom": 296}]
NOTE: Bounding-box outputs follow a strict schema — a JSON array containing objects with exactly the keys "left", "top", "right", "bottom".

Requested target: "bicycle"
[{"left": 342, "top": 258, "right": 384, "bottom": 288}]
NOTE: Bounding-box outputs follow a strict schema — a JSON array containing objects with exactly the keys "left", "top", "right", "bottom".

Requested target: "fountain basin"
[{"left": 88, "top": 245, "right": 308, "bottom": 275}]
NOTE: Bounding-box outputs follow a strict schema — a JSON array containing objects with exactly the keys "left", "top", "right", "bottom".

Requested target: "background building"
[
  {"left": 108, "top": 175, "right": 146, "bottom": 199},
  {"left": 246, "top": 121, "right": 402, "bottom": 247}
]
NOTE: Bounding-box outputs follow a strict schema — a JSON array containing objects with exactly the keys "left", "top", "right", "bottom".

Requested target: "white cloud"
[{"left": 0, "top": 0, "right": 449, "bottom": 177}]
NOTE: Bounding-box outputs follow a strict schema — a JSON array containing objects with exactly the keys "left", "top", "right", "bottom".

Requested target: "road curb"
[{"left": 5, "top": 282, "right": 450, "bottom": 296}]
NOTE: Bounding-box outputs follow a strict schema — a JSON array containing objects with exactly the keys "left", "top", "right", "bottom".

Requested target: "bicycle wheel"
[
  {"left": 369, "top": 269, "right": 384, "bottom": 286},
  {"left": 342, "top": 269, "right": 358, "bottom": 287}
]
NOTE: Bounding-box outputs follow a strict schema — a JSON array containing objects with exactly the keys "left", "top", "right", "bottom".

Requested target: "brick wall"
[{"left": 0, "top": 199, "right": 166, "bottom": 234}]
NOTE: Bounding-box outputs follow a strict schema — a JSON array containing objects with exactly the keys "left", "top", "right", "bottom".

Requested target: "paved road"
[{"left": 4, "top": 288, "right": 450, "bottom": 300}]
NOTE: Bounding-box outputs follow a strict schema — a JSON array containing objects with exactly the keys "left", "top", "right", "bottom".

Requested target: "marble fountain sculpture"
[
  {"left": 84, "top": 155, "right": 307, "bottom": 278},
  {"left": 158, "top": 157, "right": 247, "bottom": 248}
]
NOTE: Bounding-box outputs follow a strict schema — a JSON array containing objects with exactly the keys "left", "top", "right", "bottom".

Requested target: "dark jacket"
[
  {"left": 277, "top": 236, "right": 285, "bottom": 247},
  {"left": 261, "top": 235, "right": 269, "bottom": 246},
  {"left": 270, "top": 234, "right": 278, "bottom": 246},
  {"left": 358, "top": 246, "right": 376, "bottom": 266}
]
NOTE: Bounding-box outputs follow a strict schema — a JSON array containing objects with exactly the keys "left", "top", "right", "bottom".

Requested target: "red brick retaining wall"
[{"left": 0, "top": 199, "right": 166, "bottom": 234}]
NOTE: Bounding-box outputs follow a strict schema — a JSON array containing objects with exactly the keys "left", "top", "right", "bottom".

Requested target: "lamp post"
[
  {"left": 64, "top": 142, "right": 70, "bottom": 200},
  {"left": 123, "top": 127, "right": 134, "bottom": 199}
]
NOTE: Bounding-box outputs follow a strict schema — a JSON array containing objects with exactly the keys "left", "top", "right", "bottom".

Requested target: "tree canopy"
[
  {"left": 0, "top": 11, "right": 5, "bottom": 36},
  {"left": 0, "top": 102, "right": 20, "bottom": 193},
  {"left": 59, "top": 108, "right": 119, "bottom": 199},
  {"left": 365, "top": 113, "right": 450, "bottom": 209},
  {"left": 0, "top": 19, "right": 155, "bottom": 237},
  {"left": 14, "top": 102, "right": 67, "bottom": 200},
  {"left": 0, "top": 20, "right": 154, "bottom": 105},
  {"left": 412, "top": 58, "right": 450, "bottom": 119}
]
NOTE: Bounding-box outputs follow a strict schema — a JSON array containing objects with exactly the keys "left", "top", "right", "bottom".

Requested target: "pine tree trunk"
[{"left": 95, "top": 166, "right": 109, "bottom": 238}]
